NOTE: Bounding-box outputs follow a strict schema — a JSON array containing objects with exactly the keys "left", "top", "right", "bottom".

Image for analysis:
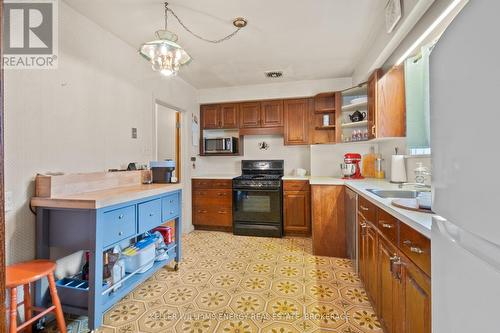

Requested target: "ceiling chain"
[{"left": 164, "top": 3, "right": 243, "bottom": 44}]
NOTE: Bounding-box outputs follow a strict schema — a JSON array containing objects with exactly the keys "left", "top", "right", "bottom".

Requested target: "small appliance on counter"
[
  {"left": 390, "top": 147, "right": 407, "bottom": 183},
  {"left": 340, "top": 153, "right": 364, "bottom": 179},
  {"left": 204, "top": 137, "right": 238, "bottom": 154},
  {"left": 150, "top": 160, "right": 176, "bottom": 183}
]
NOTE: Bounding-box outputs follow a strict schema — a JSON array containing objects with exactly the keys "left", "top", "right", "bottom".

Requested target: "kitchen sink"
[{"left": 366, "top": 189, "right": 421, "bottom": 199}]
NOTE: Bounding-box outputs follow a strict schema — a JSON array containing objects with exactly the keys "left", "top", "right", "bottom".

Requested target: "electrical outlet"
[
  {"left": 5, "top": 191, "right": 13, "bottom": 212},
  {"left": 131, "top": 128, "right": 137, "bottom": 139}
]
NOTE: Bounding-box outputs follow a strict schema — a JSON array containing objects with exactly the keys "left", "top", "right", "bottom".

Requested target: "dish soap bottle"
[{"left": 362, "top": 147, "right": 377, "bottom": 178}]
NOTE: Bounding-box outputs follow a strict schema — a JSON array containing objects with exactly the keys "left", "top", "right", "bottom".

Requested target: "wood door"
[
  {"left": 365, "top": 222, "right": 378, "bottom": 305},
  {"left": 283, "top": 191, "right": 310, "bottom": 235},
  {"left": 201, "top": 104, "right": 220, "bottom": 129},
  {"left": 261, "top": 100, "right": 284, "bottom": 127},
  {"left": 284, "top": 98, "right": 310, "bottom": 145},
  {"left": 402, "top": 257, "right": 431, "bottom": 333},
  {"left": 220, "top": 103, "right": 239, "bottom": 129},
  {"left": 311, "top": 185, "right": 346, "bottom": 257},
  {"left": 378, "top": 236, "right": 403, "bottom": 333},
  {"left": 367, "top": 69, "right": 382, "bottom": 139},
  {"left": 376, "top": 65, "right": 406, "bottom": 138},
  {"left": 0, "top": 1, "right": 5, "bottom": 330},
  {"left": 239, "top": 102, "right": 261, "bottom": 128}
]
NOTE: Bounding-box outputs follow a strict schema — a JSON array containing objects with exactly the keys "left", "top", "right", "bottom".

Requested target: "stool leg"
[
  {"left": 23, "top": 283, "right": 32, "bottom": 333},
  {"left": 9, "top": 287, "right": 17, "bottom": 333},
  {"left": 47, "top": 274, "right": 67, "bottom": 333}
]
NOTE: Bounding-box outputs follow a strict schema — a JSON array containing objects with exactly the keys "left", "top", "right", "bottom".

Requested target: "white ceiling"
[{"left": 63, "top": 0, "right": 387, "bottom": 89}]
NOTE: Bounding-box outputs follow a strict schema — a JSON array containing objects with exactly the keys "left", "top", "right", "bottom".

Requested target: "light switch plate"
[
  {"left": 131, "top": 128, "right": 137, "bottom": 139},
  {"left": 5, "top": 191, "right": 13, "bottom": 212}
]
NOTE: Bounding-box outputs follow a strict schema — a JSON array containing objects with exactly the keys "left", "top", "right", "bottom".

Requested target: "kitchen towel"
[{"left": 391, "top": 155, "right": 407, "bottom": 183}]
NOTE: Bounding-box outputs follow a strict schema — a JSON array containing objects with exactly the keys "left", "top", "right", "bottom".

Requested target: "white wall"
[
  {"left": 194, "top": 135, "right": 310, "bottom": 176},
  {"left": 4, "top": 2, "right": 198, "bottom": 266},
  {"left": 198, "top": 78, "right": 353, "bottom": 103}
]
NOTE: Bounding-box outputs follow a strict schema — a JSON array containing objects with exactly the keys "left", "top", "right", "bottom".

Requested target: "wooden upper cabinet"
[
  {"left": 200, "top": 104, "right": 220, "bottom": 129},
  {"left": 376, "top": 66, "right": 406, "bottom": 138},
  {"left": 239, "top": 102, "right": 261, "bottom": 128},
  {"left": 220, "top": 103, "right": 239, "bottom": 129},
  {"left": 367, "top": 69, "right": 382, "bottom": 140},
  {"left": 261, "top": 100, "right": 284, "bottom": 127},
  {"left": 284, "top": 98, "right": 310, "bottom": 145}
]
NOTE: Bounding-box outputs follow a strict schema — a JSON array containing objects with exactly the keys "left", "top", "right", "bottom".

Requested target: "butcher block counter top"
[{"left": 31, "top": 170, "right": 182, "bottom": 209}]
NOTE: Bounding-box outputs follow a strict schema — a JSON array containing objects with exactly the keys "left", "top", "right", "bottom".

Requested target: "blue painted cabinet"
[{"left": 35, "top": 189, "right": 182, "bottom": 330}]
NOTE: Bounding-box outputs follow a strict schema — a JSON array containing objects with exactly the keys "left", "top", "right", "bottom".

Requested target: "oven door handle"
[{"left": 232, "top": 188, "right": 282, "bottom": 192}]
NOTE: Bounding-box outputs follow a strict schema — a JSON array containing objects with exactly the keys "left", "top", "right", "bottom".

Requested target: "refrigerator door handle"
[{"left": 434, "top": 216, "right": 500, "bottom": 273}]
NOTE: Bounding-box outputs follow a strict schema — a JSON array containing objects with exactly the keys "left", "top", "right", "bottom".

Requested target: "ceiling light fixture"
[{"left": 139, "top": 2, "right": 247, "bottom": 77}]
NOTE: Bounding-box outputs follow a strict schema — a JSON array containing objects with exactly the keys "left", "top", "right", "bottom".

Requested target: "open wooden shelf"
[
  {"left": 341, "top": 120, "right": 368, "bottom": 128},
  {"left": 315, "top": 125, "right": 336, "bottom": 130},
  {"left": 342, "top": 101, "right": 368, "bottom": 112}
]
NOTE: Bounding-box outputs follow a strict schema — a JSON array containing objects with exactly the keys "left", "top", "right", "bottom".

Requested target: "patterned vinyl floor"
[{"left": 45, "top": 231, "right": 382, "bottom": 333}]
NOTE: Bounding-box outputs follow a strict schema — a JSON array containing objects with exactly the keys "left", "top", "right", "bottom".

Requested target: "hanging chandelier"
[{"left": 139, "top": 2, "right": 248, "bottom": 77}]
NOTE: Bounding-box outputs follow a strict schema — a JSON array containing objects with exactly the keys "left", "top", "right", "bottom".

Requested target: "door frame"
[
  {"left": 152, "top": 99, "right": 183, "bottom": 182},
  {"left": 1, "top": 0, "right": 6, "bottom": 330}
]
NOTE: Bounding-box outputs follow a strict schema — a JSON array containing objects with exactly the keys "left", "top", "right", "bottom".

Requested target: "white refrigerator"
[{"left": 430, "top": 1, "right": 500, "bottom": 332}]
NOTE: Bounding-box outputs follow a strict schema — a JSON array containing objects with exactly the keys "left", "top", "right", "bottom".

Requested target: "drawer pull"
[
  {"left": 217, "top": 192, "right": 227, "bottom": 196},
  {"left": 403, "top": 240, "right": 425, "bottom": 254},
  {"left": 170, "top": 200, "right": 174, "bottom": 203},
  {"left": 118, "top": 232, "right": 123, "bottom": 236},
  {"left": 217, "top": 210, "right": 227, "bottom": 214},
  {"left": 170, "top": 211, "right": 174, "bottom": 214},
  {"left": 197, "top": 209, "right": 208, "bottom": 214},
  {"left": 382, "top": 223, "right": 393, "bottom": 229},
  {"left": 149, "top": 213, "right": 154, "bottom": 217},
  {"left": 360, "top": 205, "right": 369, "bottom": 211},
  {"left": 118, "top": 214, "right": 124, "bottom": 220}
]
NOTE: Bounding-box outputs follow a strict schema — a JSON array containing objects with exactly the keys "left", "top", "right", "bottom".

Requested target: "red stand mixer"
[{"left": 341, "top": 153, "right": 364, "bottom": 179}]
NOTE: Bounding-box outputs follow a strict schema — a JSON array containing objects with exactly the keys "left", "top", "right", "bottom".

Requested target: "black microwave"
[{"left": 204, "top": 137, "right": 238, "bottom": 154}]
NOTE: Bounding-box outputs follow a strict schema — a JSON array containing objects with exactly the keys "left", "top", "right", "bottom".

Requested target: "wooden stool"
[{"left": 6, "top": 260, "right": 67, "bottom": 333}]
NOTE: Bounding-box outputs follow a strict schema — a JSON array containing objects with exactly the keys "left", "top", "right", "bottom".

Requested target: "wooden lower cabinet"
[
  {"left": 192, "top": 179, "right": 233, "bottom": 230},
  {"left": 402, "top": 257, "right": 431, "bottom": 333},
  {"left": 311, "top": 185, "right": 346, "bottom": 257},
  {"left": 357, "top": 195, "right": 431, "bottom": 333},
  {"left": 378, "top": 236, "right": 403, "bottom": 333},
  {"left": 283, "top": 180, "right": 310, "bottom": 236}
]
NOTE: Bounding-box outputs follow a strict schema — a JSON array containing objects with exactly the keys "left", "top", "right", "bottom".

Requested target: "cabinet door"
[
  {"left": 283, "top": 191, "right": 310, "bottom": 235},
  {"left": 311, "top": 185, "right": 345, "bottom": 257},
  {"left": 402, "top": 257, "right": 431, "bottom": 333},
  {"left": 220, "top": 103, "right": 239, "bottom": 129},
  {"left": 376, "top": 66, "right": 406, "bottom": 138},
  {"left": 239, "top": 102, "right": 261, "bottom": 128},
  {"left": 284, "top": 98, "right": 310, "bottom": 145},
  {"left": 201, "top": 104, "right": 220, "bottom": 129},
  {"left": 261, "top": 100, "right": 284, "bottom": 127},
  {"left": 367, "top": 69, "right": 382, "bottom": 139},
  {"left": 378, "top": 236, "right": 403, "bottom": 333},
  {"left": 365, "top": 222, "right": 379, "bottom": 305}
]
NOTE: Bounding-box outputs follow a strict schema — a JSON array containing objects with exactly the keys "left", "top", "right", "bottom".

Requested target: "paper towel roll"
[{"left": 391, "top": 155, "right": 407, "bottom": 183}]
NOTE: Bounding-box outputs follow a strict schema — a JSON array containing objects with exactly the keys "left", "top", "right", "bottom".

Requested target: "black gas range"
[{"left": 232, "top": 160, "right": 284, "bottom": 238}]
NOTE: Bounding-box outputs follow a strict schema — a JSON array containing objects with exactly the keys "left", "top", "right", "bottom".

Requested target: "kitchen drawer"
[
  {"left": 102, "top": 205, "right": 136, "bottom": 247},
  {"left": 138, "top": 198, "right": 162, "bottom": 234},
  {"left": 377, "top": 209, "right": 399, "bottom": 244},
  {"left": 192, "top": 179, "right": 232, "bottom": 189},
  {"left": 358, "top": 195, "right": 376, "bottom": 223},
  {"left": 283, "top": 180, "right": 309, "bottom": 192},
  {"left": 399, "top": 222, "right": 431, "bottom": 276},
  {"left": 193, "top": 189, "right": 232, "bottom": 207},
  {"left": 162, "top": 193, "right": 180, "bottom": 221},
  {"left": 193, "top": 206, "right": 232, "bottom": 227}
]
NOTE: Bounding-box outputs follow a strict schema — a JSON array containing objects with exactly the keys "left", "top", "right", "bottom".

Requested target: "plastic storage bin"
[
  {"left": 55, "top": 278, "right": 90, "bottom": 309},
  {"left": 124, "top": 243, "right": 155, "bottom": 273}
]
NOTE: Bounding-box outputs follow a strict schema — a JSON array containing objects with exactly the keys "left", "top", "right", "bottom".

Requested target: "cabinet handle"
[
  {"left": 217, "top": 210, "right": 227, "bottom": 214},
  {"left": 381, "top": 222, "right": 393, "bottom": 229},
  {"left": 170, "top": 211, "right": 174, "bottom": 214},
  {"left": 118, "top": 232, "right": 123, "bottom": 236},
  {"left": 217, "top": 192, "right": 227, "bottom": 196},
  {"left": 118, "top": 214, "right": 124, "bottom": 220},
  {"left": 371, "top": 125, "right": 376, "bottom": 136},
  {"left": 197, "top": 209, "right": 207, "bottom": 214},
  {"left": 389, "top": 255, "right": 402, "bottom": 280},
  {"left": 149, "top": 213, "right": 154, "bottom": 217},
  {"left": 170, "top": 200, "right": 174, "bottom": 203},
  {"left": 359, "top": 205, "right": 369, "bottom": 211},
  {"left": 403, "top": 240, "right": 425, "bottom": 254}
]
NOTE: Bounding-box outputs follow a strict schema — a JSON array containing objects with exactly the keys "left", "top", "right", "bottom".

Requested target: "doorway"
[{"left": 154, "top": 102, "right": 181, "bottom": 181}]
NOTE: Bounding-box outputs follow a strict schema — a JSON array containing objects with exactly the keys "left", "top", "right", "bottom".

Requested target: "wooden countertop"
[{"left": 31, "top": 183, "right": 182, "bottom": 209}]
